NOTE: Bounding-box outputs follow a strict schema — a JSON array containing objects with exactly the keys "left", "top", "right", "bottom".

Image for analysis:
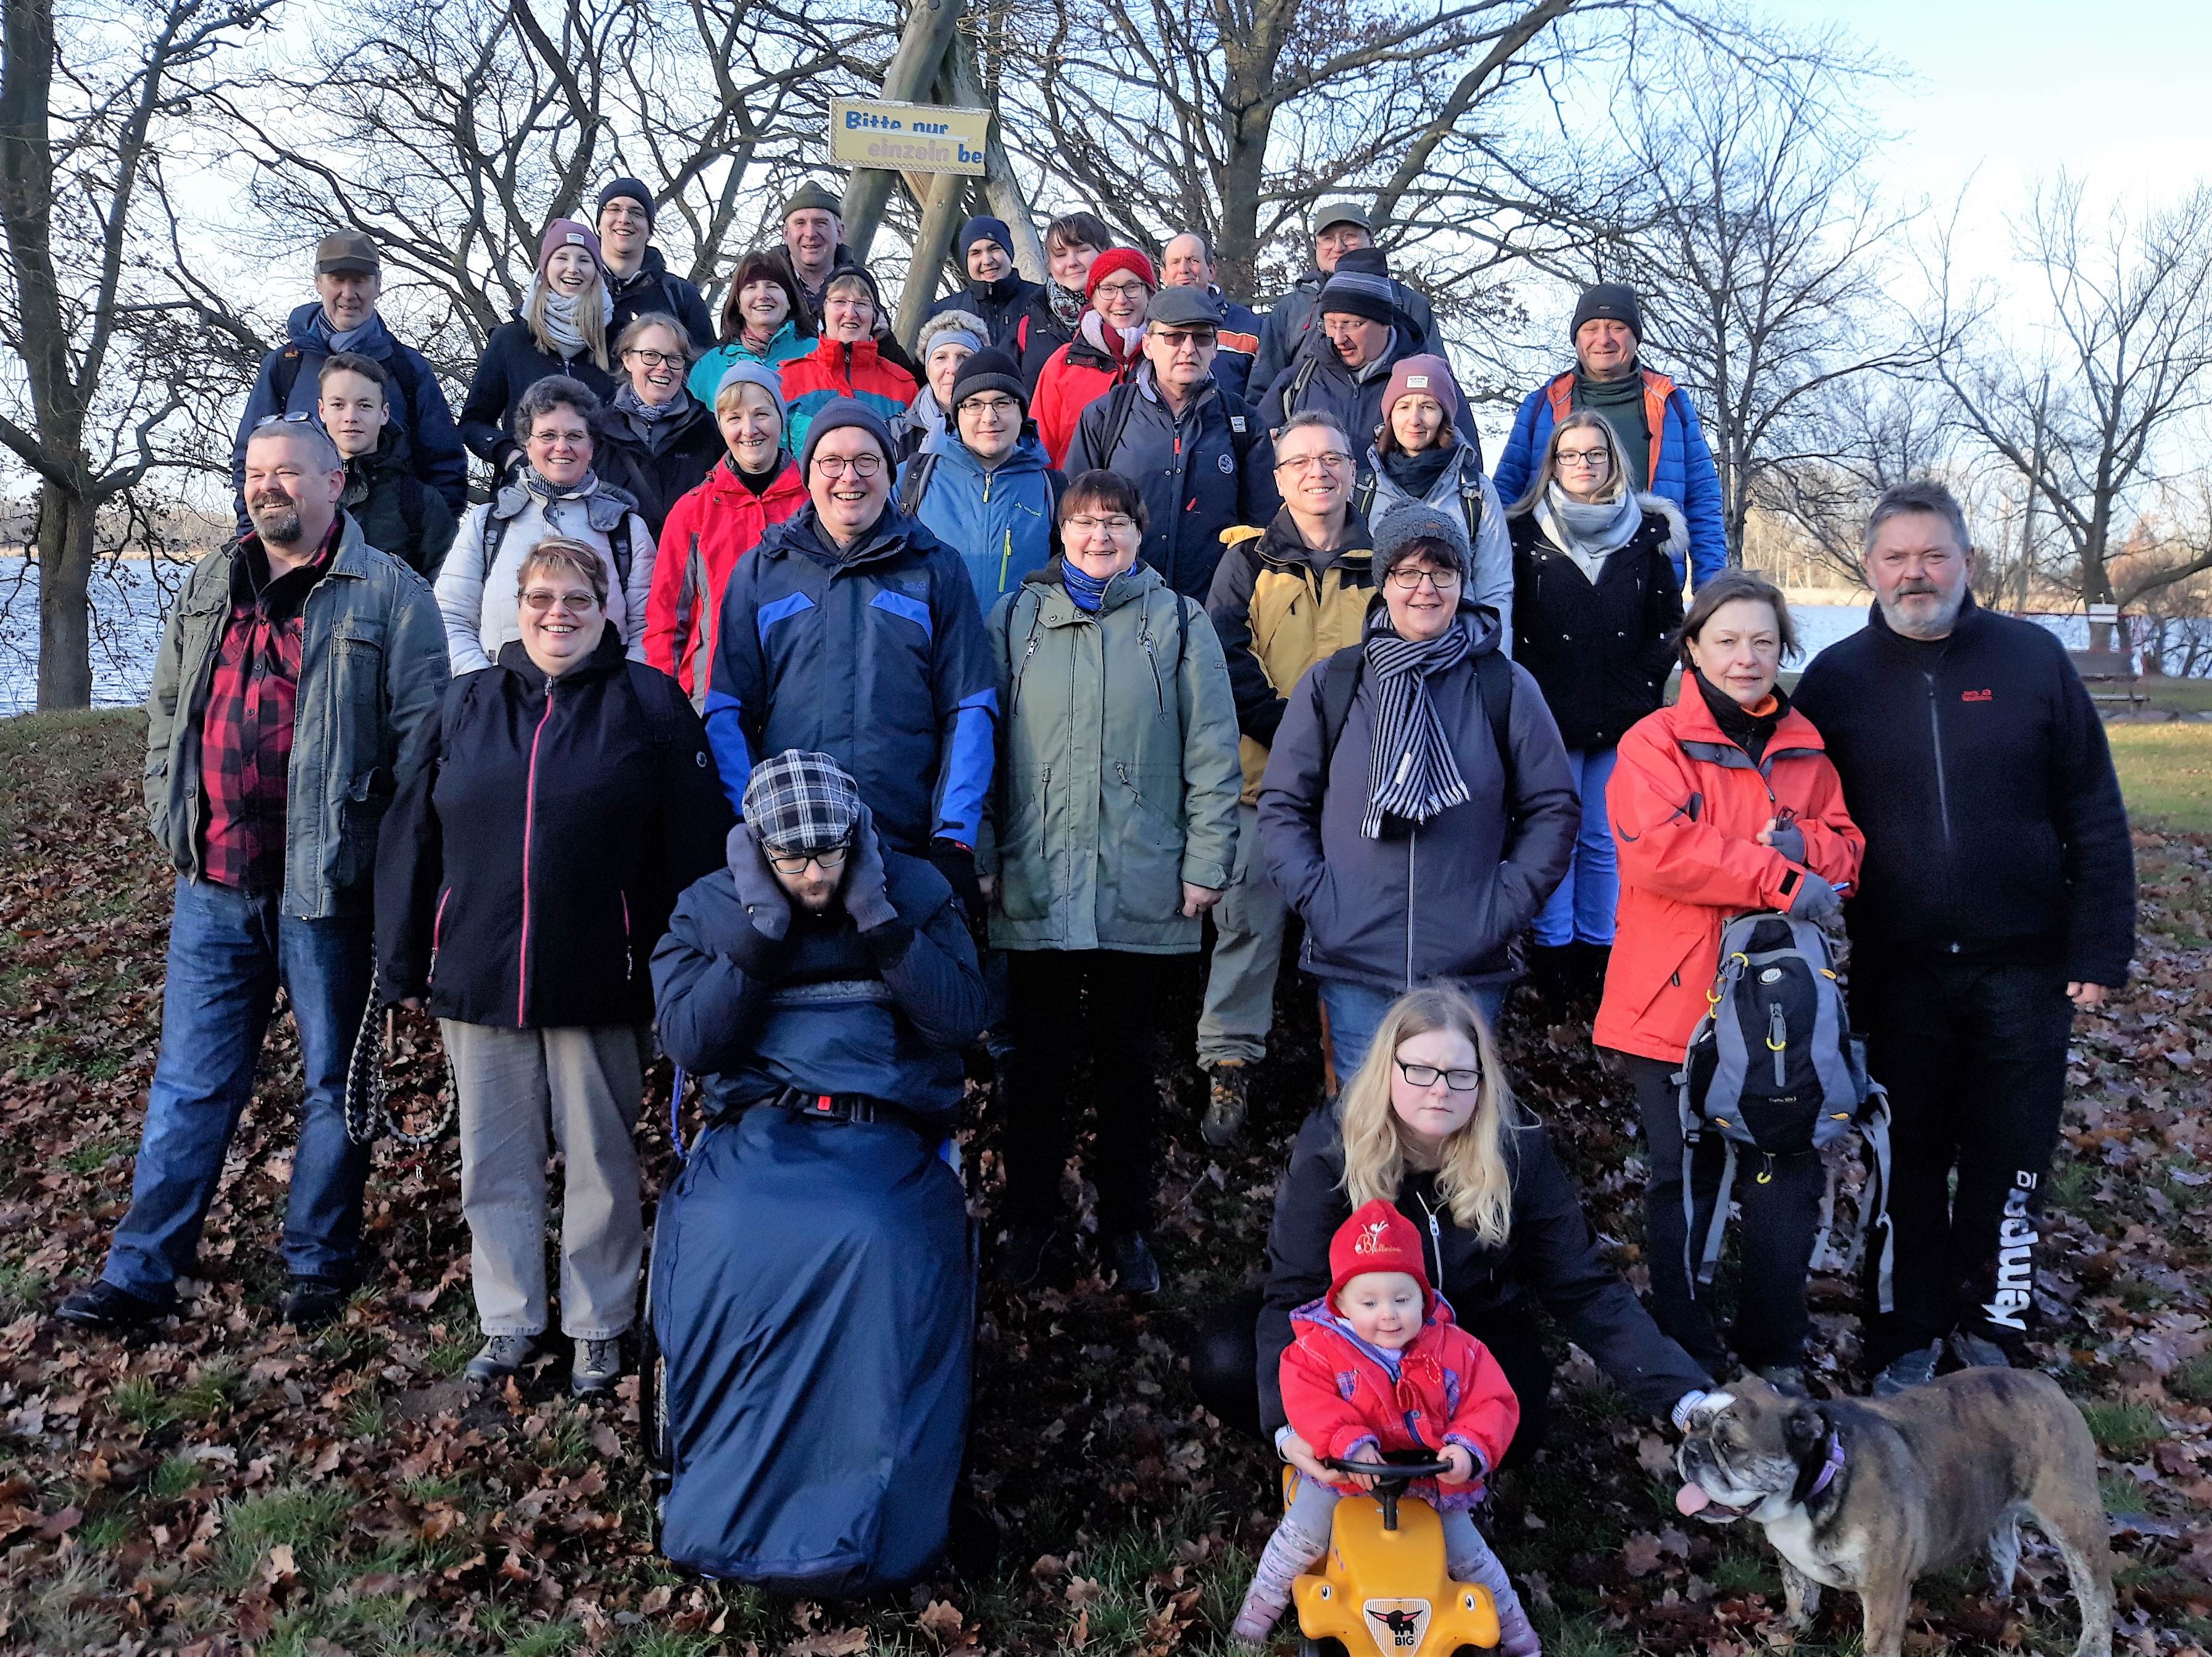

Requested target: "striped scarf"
[{"left": 1360, "top": 613, "right": 1474, "bottom": 839}]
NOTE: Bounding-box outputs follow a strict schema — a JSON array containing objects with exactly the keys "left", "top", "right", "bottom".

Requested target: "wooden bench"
[{"left": 2069, "top": 648, "right": 2148, "bottom": 709}]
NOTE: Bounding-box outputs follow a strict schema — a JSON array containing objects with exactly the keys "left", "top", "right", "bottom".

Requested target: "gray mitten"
[
  {"left": 1787, "top": 870, "right": 1841, "bottom": 924},
  {"left": 841, "top": 806, "right": 897, "bottom": 932},
  {"left": 1766, "top": 822, "right": 1807, "bottom": 864},
  {"left": 727, "top": 822, "right": 792, "bottom": 942}
]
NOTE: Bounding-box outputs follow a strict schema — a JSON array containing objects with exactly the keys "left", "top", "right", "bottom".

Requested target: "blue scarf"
[{"left": 1061, "top": 559, "right": 1112, "bottom": 612}]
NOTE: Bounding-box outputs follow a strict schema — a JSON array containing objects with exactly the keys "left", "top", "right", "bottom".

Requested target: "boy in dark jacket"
[
  {"left": 920, "top": 215, "right": 1047, "bottom": 350},
  {"left": 1792, "top": 480, "right": 2134, "bottom": 1394},
  {"left": 317, "top": 353, "right": 458, "bottom": 578},
  {"left": 596, "top": 177, "right": 716, "bottom": 349}
]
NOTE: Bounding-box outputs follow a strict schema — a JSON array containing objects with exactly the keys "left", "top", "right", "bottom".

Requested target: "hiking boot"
[
  {"left": 1106, "top": 1230, "right": 1162, "bottom": 1296},
  {"left": 571, "top": 1337, "right": 623, "bottom": 1396},
  {"left": 1872, "top": 1341, "right": 1943, "bottom": 1398},
  {"left": 1759, "top": 1363, "right": 1807, "bottom": 1395},
  {"left": 994, "top": 1222, "right": 1053, "bottom": 1288},
  {"left": 280, "top": 1276, "right": 348, "bottom": 1330},
  {"left": 465, "top": 1334, "right": 540, "bottom": 1384},
  {"left": 1948, "top": 1329, "right": 2015, "bottom": 1372},
  {"left": 55, "top": 1280, "right": 163, "bottom": 1333},
  {"left": 1201, "top": 1061, "right": 1249, "bottom": 1147}
]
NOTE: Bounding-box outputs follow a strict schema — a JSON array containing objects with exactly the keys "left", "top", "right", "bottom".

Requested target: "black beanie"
[
  {"left": 597, "top": 177, "right": 654, "bottom": 229},
  {"left": 1570, "top": 282, "right": 1642, "bottom": 343},
  {"left": 950, "top": 348, "right": 1028, "bottom": 414}
]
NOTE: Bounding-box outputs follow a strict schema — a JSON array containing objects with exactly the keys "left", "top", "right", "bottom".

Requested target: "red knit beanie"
[
  {"left": 1329, "top": 1200, "right": 1432, "bottom": 1312},
  {"left": 1084, "top": 247, "right": 1157, "bottom": 302}
]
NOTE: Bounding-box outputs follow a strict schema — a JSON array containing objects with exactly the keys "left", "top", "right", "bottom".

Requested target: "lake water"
[{"left": 0, "top": 551, "right": 2105, "bottom": 719}]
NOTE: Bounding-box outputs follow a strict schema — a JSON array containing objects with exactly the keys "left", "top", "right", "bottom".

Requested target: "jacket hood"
[
  {"left": 493, "top": 621, "right": 628, "bottom": 691},
  {"left": 709, "top": 452, "right": 805, "bottom": 504},
  {"left": 285, "top": 299, "right": 396, "bottom": 359},
  {"left": 1653, "top": 667, "right": 1827, "bottom": 756},
  {"left": 604, "top": 390, "right": 714, "bottom": 445},
  {"left": 938, "top": 429, "right": 1050, "bottom": 481},
  {"left": 607, "top": 244, "right": 672, "bottom": 294},
  {"left": 1259, "top": 507, "right": 1373, "bottom": 579},
  {"left": 760, "top": 501, "right": 942, "bottom": 571},
  {"left": 1287, "top": 1293, "right": 1459, "bottom": 1343},
  {"left": 491, "top": 475, "right": 640, "bottom": 530}
]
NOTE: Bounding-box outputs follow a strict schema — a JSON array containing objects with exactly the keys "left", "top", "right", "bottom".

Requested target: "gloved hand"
[
  {"left": 841, "top": 805, "right": 896, "bottom": 932},
  {"left": 929, "top": 837, "right": 983, "bottom": 919},
  {"left": 1787, "top": 870, "right": 1842, "bottom": 924},
  {"left": 726, "top": 822, "right": 792, "bottom": 942},
  {"left": 1763, "top": 819, "right": 1807, "bottom": 863}
]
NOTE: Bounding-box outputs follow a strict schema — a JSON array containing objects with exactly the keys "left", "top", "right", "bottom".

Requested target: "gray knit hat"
[
  {"left": 1372, "top": 503, "right": 1471, "bottom": 579},
  {"left": 741, "top": 749, "right": 862, "bottom": 854},
  {"left": 1316, "top": 269, "right": 1396, "bottom": 327},
  {"left": 713, "top": 361, "right": 786, "bottom": 416}
]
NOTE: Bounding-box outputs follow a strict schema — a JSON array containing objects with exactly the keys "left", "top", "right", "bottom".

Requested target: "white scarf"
[{"left": 1537, "top": 482, "right": 1643, "bottom": 584}]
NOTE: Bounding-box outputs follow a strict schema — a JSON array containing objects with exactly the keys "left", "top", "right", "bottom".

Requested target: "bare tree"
[
  {"left": 1926, "top": 176, "right": 2212, "bottom": 643},
  {"left": 0, "top": 0, "right": 278, "bottom": 710}
]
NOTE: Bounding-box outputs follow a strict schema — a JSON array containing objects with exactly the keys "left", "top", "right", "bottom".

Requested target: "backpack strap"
[
  {"left": 609, "top": 515, "right": 634, "bottom": 590},
  {"left": 1350, "top": 472, "right": 1376, "bottom": 524},
  {"left": 896, "top": 451, "right": 938, "bottom": 519},
  {"left": 1475, "top": 649, "right": 1515, "bottom": 814},
  {"left": 272, "top": 346, "right": 306, "bottom": 409},
  {"left": 1460, "top": 470, "right": 1484, "bottom": 545},
  {"left": 479, "top": 509, "right": 509, "bottom": 585},
  {"left": 1093, "top": 381, "right": 1141, "bottom": 469},
  {"left": 1316, "top": 644, "right": 1365, "bottom": 771}
]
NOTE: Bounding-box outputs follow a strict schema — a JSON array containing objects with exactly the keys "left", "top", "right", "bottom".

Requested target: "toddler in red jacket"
[{"left": 1232, "top": 1201, "right": 1539, "bottom": 1653}]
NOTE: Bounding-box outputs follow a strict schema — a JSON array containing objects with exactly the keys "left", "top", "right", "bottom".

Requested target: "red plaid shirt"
[{"left": 198, "top": 524, "right": 339, "bottom": 891}]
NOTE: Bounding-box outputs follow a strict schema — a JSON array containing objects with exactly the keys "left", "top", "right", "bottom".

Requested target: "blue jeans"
[
  {"left": 1319, "top": 979, "right": 1507, "bottom": 1083},
  {"left": 1534, "top": 744, "right": 1620, "bottom": 947},
  {"left": 101, "top": 877, "right": 375, "bottom": 1301}
]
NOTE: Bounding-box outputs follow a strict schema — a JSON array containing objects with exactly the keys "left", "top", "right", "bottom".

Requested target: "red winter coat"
[
  {"left": 1594, "top": 688, "right": 1864, "bottom": 1062},
  {"left": 1032, "top": 317, "right": 1142, "bottom": 469},
  {"left": 1279, "top": 1296, "right": 1520, "bottom": 1509},
  {"left": 643, "top": 456, "right": 807, "bottom": 698}
]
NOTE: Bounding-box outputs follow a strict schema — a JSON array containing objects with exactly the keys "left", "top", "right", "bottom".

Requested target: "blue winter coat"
[
  {"left": 703, "top": 505, "right": 997, "bottom": 853},
  {"left": 231, "top": 303, "right": 467, "bottom": 525},
  {"left": 1491, "top": 366, "right": 1726, "bottom": 586},
  {"left": 1209, "top": 291, "right": 1266, "bottom": 407},
  {"left": 1069, "top": 366, "right": 1268, "bottom": 600},
  {"left": 900, "top": 433, "right": 1060, "bottom": 614}
]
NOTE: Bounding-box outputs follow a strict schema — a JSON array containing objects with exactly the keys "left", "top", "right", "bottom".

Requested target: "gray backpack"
[{"left": 1676, "top": 911, "right": 1894, "bottom": 1313}]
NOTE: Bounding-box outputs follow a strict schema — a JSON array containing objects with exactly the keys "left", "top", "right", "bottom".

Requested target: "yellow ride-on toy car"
[{"left": 1290, "top": 1451, "right": 1502, "bottom": 1657}]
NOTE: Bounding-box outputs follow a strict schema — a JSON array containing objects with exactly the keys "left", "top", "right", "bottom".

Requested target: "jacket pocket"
[
  {"left": 994, "top": 766, "right": 1053, "bottom": 922},
  {"left": 1105, "top": 763, "right": 1184, "bottom": 925},
  {"left": 333, "top": 766, "right": 394, "bottom": 890}
]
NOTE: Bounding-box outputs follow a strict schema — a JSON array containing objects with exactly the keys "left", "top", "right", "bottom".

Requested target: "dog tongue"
[{"left": 1675, "top": 1484, "right": 1711, "bottom": 1516}]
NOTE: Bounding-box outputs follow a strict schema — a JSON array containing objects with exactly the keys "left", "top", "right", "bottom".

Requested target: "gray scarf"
[
  {"left": 1360, "top": 611, "right": 1475, "bottom": 839},
  {"left": 614, "top": 382, "right": 686, "bottom": 424},
  {"left": 1536, "top": 482, "right": 1643, "bottom": 583},
  {"left": 527, "top": 275, "right": 611, "bottom": 359},
  {"left": 519, "top": 465, "right": 599, "bottom": 535}
]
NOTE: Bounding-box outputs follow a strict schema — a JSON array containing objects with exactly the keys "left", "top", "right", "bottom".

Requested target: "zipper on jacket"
[
  {"left": 1768, "top": 1001, "right": 1787, "bottom": 1088},
  {"left": 621, "top": 890, "right": 633, "bottom": 982},
  {"left": 1039, "top": 765, "right": 1051, "bottom": 856},
  {"left": 1415, "top": 1189, "right": 1445, "bottom": 1287},
  {"left": 1141, "top": 627, "right": 1166, "bottom": 712},
  {"left": 999, "top": 530, "right": 1012, "bottom": 595},
  {"left": 1404, "top": 827, "right": 1418, "bottom": 989},
  {"left": 516, "top": 683, "right": 557, "bottom": 1025},
  {"left": 1924, "top": 670, "right": 1953, "bottom": 851}
]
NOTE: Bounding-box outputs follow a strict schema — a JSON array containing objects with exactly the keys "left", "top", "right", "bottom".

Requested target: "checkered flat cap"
[{"left": 742, "top": 749, "right": 863, "bottom": 854}]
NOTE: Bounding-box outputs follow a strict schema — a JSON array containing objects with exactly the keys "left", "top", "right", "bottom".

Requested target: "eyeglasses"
[
  {"left": 813, "top": 453, "right": 884, "bottom": 478},
  {"left": 1397, "top": 1059, "right": 1481, "bottom": 1092},
  {"left": 1385, "top": 567, "right": 1462, "bottom": 592},
  {"left": 1275, "top": 451, "right": 1352, "bottom": 474},
  {"left": 962, "top": 395, "right": 1020, "bottom": 417},
  {"left": 1067, "top": 514, "right": 1137, "bottom": 535},
  {"left": 522, "top": 590, "right": 599, "bottom": 614},
  {"left": 254, "top": 412, "right": 318, "bottom": 429},
  {"left": 1556, "top": 448, "right": 1611, "bottom": 468},
  {"left": 1091, "top": 280, "right": 1150, "bottom": 303},
  {"left": 764, "top": 843, "right": 849, "bottom": 875},
  {"left": 623, "top": 348, "right": 684, "bottom": 368}
]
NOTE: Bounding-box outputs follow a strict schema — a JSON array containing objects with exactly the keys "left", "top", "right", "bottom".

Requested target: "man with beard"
[
  {"left": 1793, "top": 478, "right": 2134, "bottom": 1396},
  {"left": 57, "top": 419, "right": 447, "bottom": 1336}
]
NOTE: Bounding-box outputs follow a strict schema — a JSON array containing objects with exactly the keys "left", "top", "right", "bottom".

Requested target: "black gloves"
[{"left": 928, "top": 837, "right": 983, "bottom": 919}]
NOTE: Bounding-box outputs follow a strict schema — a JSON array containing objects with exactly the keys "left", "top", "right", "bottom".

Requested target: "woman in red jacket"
[
  {"left": 1595, "top": 569, "right": 1863, "bottom": 1386},
  {"left": 643, "top": 362, "right": 805, "bottom": 703},
  {"left": 1031, "top": 248, "right": 1155, "bottom": 467}
]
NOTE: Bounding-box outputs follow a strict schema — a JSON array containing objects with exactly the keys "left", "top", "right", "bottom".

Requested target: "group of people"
[{"left": 61, "top": 170, "right": 2136, "bottom": 1619}]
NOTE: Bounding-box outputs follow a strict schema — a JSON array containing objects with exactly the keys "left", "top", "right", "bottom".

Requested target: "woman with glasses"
[
  {"left": 980, "top": 470, "right": 1242, "bottom": 1295},
  {"left": 1187, "top": 985, "right": 1715, "bottom": 1493},
  {"left": 777, "top": 267, "right": 918, "bottom": 458},
  {"left": 1257, "top": 501, "right": 1578, "bottom": 1080},
  {"left": 1506, "top": 411, "right": 1687, "bottom": 998},
  {"left": 594, "top": 314, "right": 721, "bottom": 540},
  {"left": 376, "top": 538, "right": 731, "bottom": 1396},
  {"left": 1031, "top": 248, "right": 1157, "bottom": 468}
]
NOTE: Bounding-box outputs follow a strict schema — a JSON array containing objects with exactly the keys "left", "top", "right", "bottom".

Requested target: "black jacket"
[
  {"left": 1791, "top": 598, "right": 2135, "bottom": 983},
  {"left": 457, "top": 317, "right": 621, "bottom": 472},
  {"left": 593, "top": 394, "right": 723, "bottom": 539},
  {"left": 1070, "top": 367, "right": 1268, "bottom": 600},
  {"left": 343, "top": 427, "right": 459, "bottom": 579},
  {"left": 922, "top": 273, "right": 1047, "bottom": 352},
  {"left": 1508, "top": 499, "right": 1687, "bottom": 749},
  {"left": 607, "top": 248, "right": 716, "bottom": 351},
  {"left": 1258, "top": 1103, "right": 1713, "bottom": 1435},
  {"left": 1015, "top": 291, "right": 1079, "bottom": 391},
  {"left": 374, "top": 629, "right": 733, "bottom": 1027}
]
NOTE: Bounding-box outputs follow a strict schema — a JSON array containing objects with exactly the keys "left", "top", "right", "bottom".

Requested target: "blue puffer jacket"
[
  {"left": 1069, "top": 367, "right": 1268, "bottom": 601},
  {"left": 703, "top": 505, "right": 997, "bottom": 853},
  {"left": 900, "top": 432, "right": 1060, "bottom": 614},
  {"left": 1210, "top": 292, "right": 1266, "bottom": 407},
  {"left": 1491, "top": 365, "right": 1726, "bottom": 586}
]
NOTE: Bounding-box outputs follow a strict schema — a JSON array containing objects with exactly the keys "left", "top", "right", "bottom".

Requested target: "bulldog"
[{"left": 1674, "top": 1372, "right": 2112, "bottom": 1657}]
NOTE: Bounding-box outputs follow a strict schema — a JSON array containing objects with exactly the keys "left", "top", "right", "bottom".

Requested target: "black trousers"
[
  {"left": 999, "top": 948, "right": 1166, "bottom": 1237},
  {"left": 1853, "top": 958, "right": 2073, "bottom": 1367},
  {"left": 1188, "top": 1288, "right": 1554, "bottom": 1472},
  {"left": 1620, "top": 1052, "right": 1824, "bottom": 1375}
]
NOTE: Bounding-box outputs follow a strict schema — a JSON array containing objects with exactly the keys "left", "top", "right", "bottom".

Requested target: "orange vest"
[{"left": 1544, "top": 367, "right": 1673, "bottom": 490}]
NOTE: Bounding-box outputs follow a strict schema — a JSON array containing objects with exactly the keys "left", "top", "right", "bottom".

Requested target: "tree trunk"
[
  {"left": 35, "top": 479, "right": 94, "bottom": 710},
  {"left": 1212, "top": 86, "right": 1274, "bottom": 299}
]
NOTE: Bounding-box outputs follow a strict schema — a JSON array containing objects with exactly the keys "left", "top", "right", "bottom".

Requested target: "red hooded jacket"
[{"left": 643, "top": 455, "right": 807, "bottom": 698}]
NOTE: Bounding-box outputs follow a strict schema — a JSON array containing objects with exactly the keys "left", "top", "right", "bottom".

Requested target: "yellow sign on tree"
[{"left": 829, "top": 98, "right": 991, "bottom": 177}]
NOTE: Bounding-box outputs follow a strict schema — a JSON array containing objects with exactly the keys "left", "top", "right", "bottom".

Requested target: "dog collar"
[{"left": 1795, "top": 1429, "right": 1845, "bottom": 1505}]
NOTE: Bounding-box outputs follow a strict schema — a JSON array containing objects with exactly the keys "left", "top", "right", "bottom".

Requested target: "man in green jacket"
[{"left": 59, "top": 419, "right": 447, "bottom": 1335}]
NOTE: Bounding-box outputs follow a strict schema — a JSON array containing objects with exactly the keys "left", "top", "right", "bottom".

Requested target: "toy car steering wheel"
[{"left": 1320, "top": 1451, "right": 1458, "bottom": 1530}]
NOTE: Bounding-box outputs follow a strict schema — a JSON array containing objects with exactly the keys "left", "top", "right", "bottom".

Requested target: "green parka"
[{"left": 981, "top": 559, "right": 1242, "bottom": 953}]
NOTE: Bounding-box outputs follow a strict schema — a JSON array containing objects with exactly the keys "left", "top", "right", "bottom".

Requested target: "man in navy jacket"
[{"left": 1793, "top": 478, "right": 2134, "bottom": 1395}]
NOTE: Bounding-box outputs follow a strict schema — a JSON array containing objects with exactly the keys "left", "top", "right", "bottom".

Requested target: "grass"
[
  {"left": 2141, "top": 675, "right": 2212, "bottom": 717},
  {"left": 2108, "top": 721, "right": 2212, "bottom": 832},
  {"left": 2079, "top": 1398, "right": 2166, "bottom": 1454}
]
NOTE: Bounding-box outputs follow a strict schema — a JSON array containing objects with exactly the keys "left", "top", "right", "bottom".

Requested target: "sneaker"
[
  {"left": 280, "top": 1277, "right": 348, "bottom": 1330},
  {"left": 1201, "top": 1062, "right": 1249, "bottom": 1148},
  {"left": 571, "top": 1337, "right": 622, "bottom": 1396},
  {"left": 1948, "top": 1329, "right": 2015, "bottom": 1372},
  {"left": 55, "top": 1280, "right": 163, "bottom": 1332},
  {"left": 994, "top": 1222, "right": 1053, "bottom": 1288},
  {"left": 1759, "top": 1363, "right": 1808, "bottom": 1394},
  {"left": 1105, "top": 1230, "right": 1162, "bottom": 1296},
  {"left": 465, "top": 1334, "right": 540, "bottom": 1384},
  {"left": 1871, "top": 1341, "right": 1943, "bottom": 1398}
]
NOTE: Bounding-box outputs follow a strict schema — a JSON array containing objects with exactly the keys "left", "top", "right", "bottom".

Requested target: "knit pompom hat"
[{"left": 1329, "top": 1200, "right": 1433, "bottom": 1313}]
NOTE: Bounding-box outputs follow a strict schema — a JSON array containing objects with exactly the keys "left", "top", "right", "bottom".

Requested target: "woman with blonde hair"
[
  {"left": 1190, "top": 985, "right": 1716, "bottom": 1470},
  {"left": 459, "top": 220, "right": 622, "bottom": 477}
]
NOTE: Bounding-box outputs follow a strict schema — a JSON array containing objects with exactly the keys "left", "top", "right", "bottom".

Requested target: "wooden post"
[
  {"left": 896, "top": 169, "right": 968, "bottom": 348},
  {"left": 950, "top": 31, "right": 1046, "bottom": 284},
  {"left": 839, "top": 0, "right": 967, "bottom": 261}
]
